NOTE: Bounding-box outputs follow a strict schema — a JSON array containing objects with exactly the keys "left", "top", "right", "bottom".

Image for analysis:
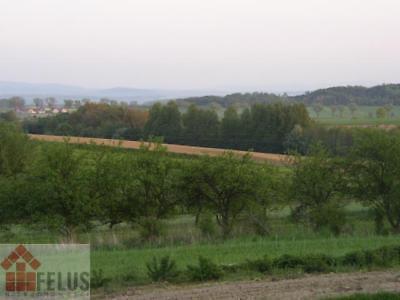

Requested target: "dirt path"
[
  {"left": 28, "top": 134, "right": 291, "bottom": 164},
  {"left": 105, "top": 271, "right": 400, "bottom": 300}
]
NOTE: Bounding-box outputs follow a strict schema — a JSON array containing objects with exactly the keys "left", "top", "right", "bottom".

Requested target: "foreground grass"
[
  {"left": 328, "top": 292, "right": 400, "bottom": 300},
  {"left": 92, "top": 235, "right": 400, "bottom": 283}
]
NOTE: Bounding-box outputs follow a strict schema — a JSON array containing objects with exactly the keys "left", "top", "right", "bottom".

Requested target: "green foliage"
[
  {"left": 301, "top": 254, "right": 336, "bottom": 273},
  {"left": 91, "top": 269, "right": 111, "bottom": 288},
  {"left": 348, "top": 130, "right": 400, "bottom": 233},
  {"left": 187, "top": 256, "right": 223, "bottom": 281},
  {"left": 133, "top": 141, "right": 181, "bottom": 220},
  {"left": 144, "top": 101, "right": 182, "bottom": 143},
  {"left": 146, "top": 256, "right": 179, "bottom": 282},
  {"left": 342, "top": 246, "right": 400, "bottom": 268},
  {"left": 27, "top": 141, "right": 97, "bottom": 240},
  {"left": 0, "top": 122, "right": 30, "bottom": 177},
  {"left": 197, "top": 212, "right": 217, "bottom": 238},
  {"left": 182, "top": 152, "right": 271, "bottom": 238},
  {"left": 138, "top": 217, "right": 165, "bottom": 242},
  {"left": 327, "top": 292, "right": 400, "bottom": 300},
  {"left": 245, "top": 255, "right": 272, "bottom": 273},
  {"left": 376, "top": 107, "right": 387, "bottom": 119},
  {"left": 272, "top": 254, "right": 306, "bottom": 269},
  {"left": 290, "top": 144, "right": 346, "bottom": 234}
]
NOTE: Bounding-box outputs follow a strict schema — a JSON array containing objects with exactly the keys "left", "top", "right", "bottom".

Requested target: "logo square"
[
  {"left": 5, "top": 273, "right": 14, "bottom": 282},
  {"left": 16, "top": 263, "right": 26, "bottom": 272},
  {"left": 7, "top": 252, "right": 18, "bottom": 263},
  {"left": 29, "top": 259, "right": 40, "bottom": 270},
  {"left": 1, "top": 259, "right": 11, "bottom": 271},
  {"left": 22, "top": 251, "right": 33, "bottom": 263},
  {"left": 15, "top": 245, "right": 27, "bottom": 257},
  {"left": 26, "top": 272, "right": 35, "bottom": 282},
  {"left": 26, "top": 281, "right": 36, "bottom": 292},
  {"left": 16, "top": 282, "right": 26, "bottom": 292},
  {"left": 5, "top": 282, "right": 15, "bottom": 292},
  {"left": 16, "top": 272, "right": 25, "bottom": 282}
]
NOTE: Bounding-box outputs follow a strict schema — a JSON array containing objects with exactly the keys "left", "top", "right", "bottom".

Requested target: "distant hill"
[
  {"left": 172, "top": 84, "right": 400, "bottom": 108},
  {"left": 0, "top": 81, "right": 226, "bottom": 103},
  {"left": 2, "top": 82, "right": 400, "bottom": 106},
  {"left": 294, "top": 84, "right": 400, "bottom": 106}
]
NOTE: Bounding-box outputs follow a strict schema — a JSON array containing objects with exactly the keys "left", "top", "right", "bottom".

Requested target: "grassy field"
[
  {"left": 1, "top": 203, "right": 399, "bottom": 286},
  {"left": 308, "top": 105, "right": 400, "bottom": 126},
  {"left": 328, "top": 292, "right": 400, "bottom": 300}
]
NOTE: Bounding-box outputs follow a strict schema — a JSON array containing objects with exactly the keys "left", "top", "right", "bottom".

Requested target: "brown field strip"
[{"left": 28, "top": 134, "right": 291, "bottom": 164}]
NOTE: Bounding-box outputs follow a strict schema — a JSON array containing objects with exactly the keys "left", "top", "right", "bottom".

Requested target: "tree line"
[
  {"left": 1, "top": 122, "right": 400, "bottom": 241},
  {"left": 24, "top": 101, "right": 312, "bottom": 153}
]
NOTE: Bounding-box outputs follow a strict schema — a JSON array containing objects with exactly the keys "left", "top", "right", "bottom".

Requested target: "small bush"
[
  {"left": 246, "top": 255, "right": 273, "bottom": 273},
  {"left": 187, "top": 256, "right": 223, "bottom": 281},
  {"left": 146, "top": 256, "right": 179, "bottom": 282},
  {"left": 342, "top": 251, "right": 366, "bottom": 267},
  {"left": 302, "top": 254, "right": 336, "bottom": 273},
  {"left": 273, "top": 254, "right": 305, "bottom": 269},
  {"left": 119, "top": 270, "right": 137, "bottom": 282},
  {"left": 91, "top": 269, "right": 111, "bottom": 288},
  {"left": 139, "top": 217, "right": 165, "bottom": 242}
]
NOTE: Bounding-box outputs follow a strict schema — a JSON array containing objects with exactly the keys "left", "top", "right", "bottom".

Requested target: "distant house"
[{"left": 52, "top": 108, "right": 60, "bottom": 114}]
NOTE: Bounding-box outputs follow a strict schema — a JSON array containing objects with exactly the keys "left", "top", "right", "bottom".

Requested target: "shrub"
[
  {"left": 302, "top": 254, "right": 336, "bottom": 273},
  {"left": 246, "top": 255, "right": 273, "bottom": 273},
  {"left": 139, "top": 217, "right": 165, "bottom": 242},
  {"left": 146, "top": 256, "right": 179, "bottom": 282},
  {"left": 342, "top": 246, "right": 400, "bottom": 268},
  {"left": 187, "top": 256, "right": 223, "bottom": 281},
  {"left": 273, "top": 254, "right": 305, "bottom": 269},
  {"left": 91, "top": 269, "right": 111, "bottom": 288},
  {"left": 342, "top": 251, "right": 366, "bottom": 267}
]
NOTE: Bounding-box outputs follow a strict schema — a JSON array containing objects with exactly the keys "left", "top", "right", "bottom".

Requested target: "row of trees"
[
  {"left": 1, "top": 123, "right": 279, "bottom": 240},
  {"left": 145, "top": 101, "right": 313, "bottom": 152},
  {"left": 24, "top": 101, "right": 312, "bottom": 153},
  {"left": 1, "top": 122, "right": 400, "bottom": 240}
]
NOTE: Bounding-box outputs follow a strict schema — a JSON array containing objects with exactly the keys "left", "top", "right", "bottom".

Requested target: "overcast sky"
[{"left": 0, "top": 0, "right": 399, "bottom": 92}]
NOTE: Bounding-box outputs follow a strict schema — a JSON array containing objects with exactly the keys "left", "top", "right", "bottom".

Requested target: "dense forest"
[{"left": 173, "top": 84, "right": 400, "bottom": 108}]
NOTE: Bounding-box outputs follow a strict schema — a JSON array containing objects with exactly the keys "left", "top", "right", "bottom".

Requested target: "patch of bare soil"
[{"left": 104, "top": 271, "right": 400, "bottom": 300}]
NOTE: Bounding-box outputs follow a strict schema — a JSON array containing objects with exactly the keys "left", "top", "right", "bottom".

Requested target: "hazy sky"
[{"left": 1, "top": 0, "right": 399, "bottom": 92}]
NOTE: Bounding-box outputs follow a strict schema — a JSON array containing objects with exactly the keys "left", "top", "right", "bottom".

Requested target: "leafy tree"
[
  {"left": 91, "top": 147, "right": 137, "bottom": 228},
  {"left": 28, "top": 141, "right": 96, "bottom": 241},
  {"left": 145, "top": 101, "right": 182, "bottom": 143},
  {"left": 8, "top": 97, "right": 25, "bottom": 111},
  {"left": 376, "top": 107, "right": 387, "bottom": 119},
  {"left": 182, "top": 104, "right": 220, "bottom": 147},
  {"left": 348, "top": 130, "right": 400, "bottom": 233},
  {"left": 348, "top": 102, "right": 358, "bottom": 118},
  {"left": 0, "top": 123, "right": 30, "bottom": 177},
  {"left": 64, "top": 99, "right": 74, "bottom": 109},
  {"left": 132, "top": 141, "right": 181, "bottom": 232},
  {"left": 182, "top": 152, "right": 268, "bottom": 238},
  {"left": 45, "top": 97, "right": 57, "bottom": 109},
  {"left": 220, "top": 106, "right": 241, "bottom": 148},
  {"left": 289, "top": 145, "right": 346, "bottom": 235},
  {"left": 33, "top": 98, "right": 44, "bottom": 109}
]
